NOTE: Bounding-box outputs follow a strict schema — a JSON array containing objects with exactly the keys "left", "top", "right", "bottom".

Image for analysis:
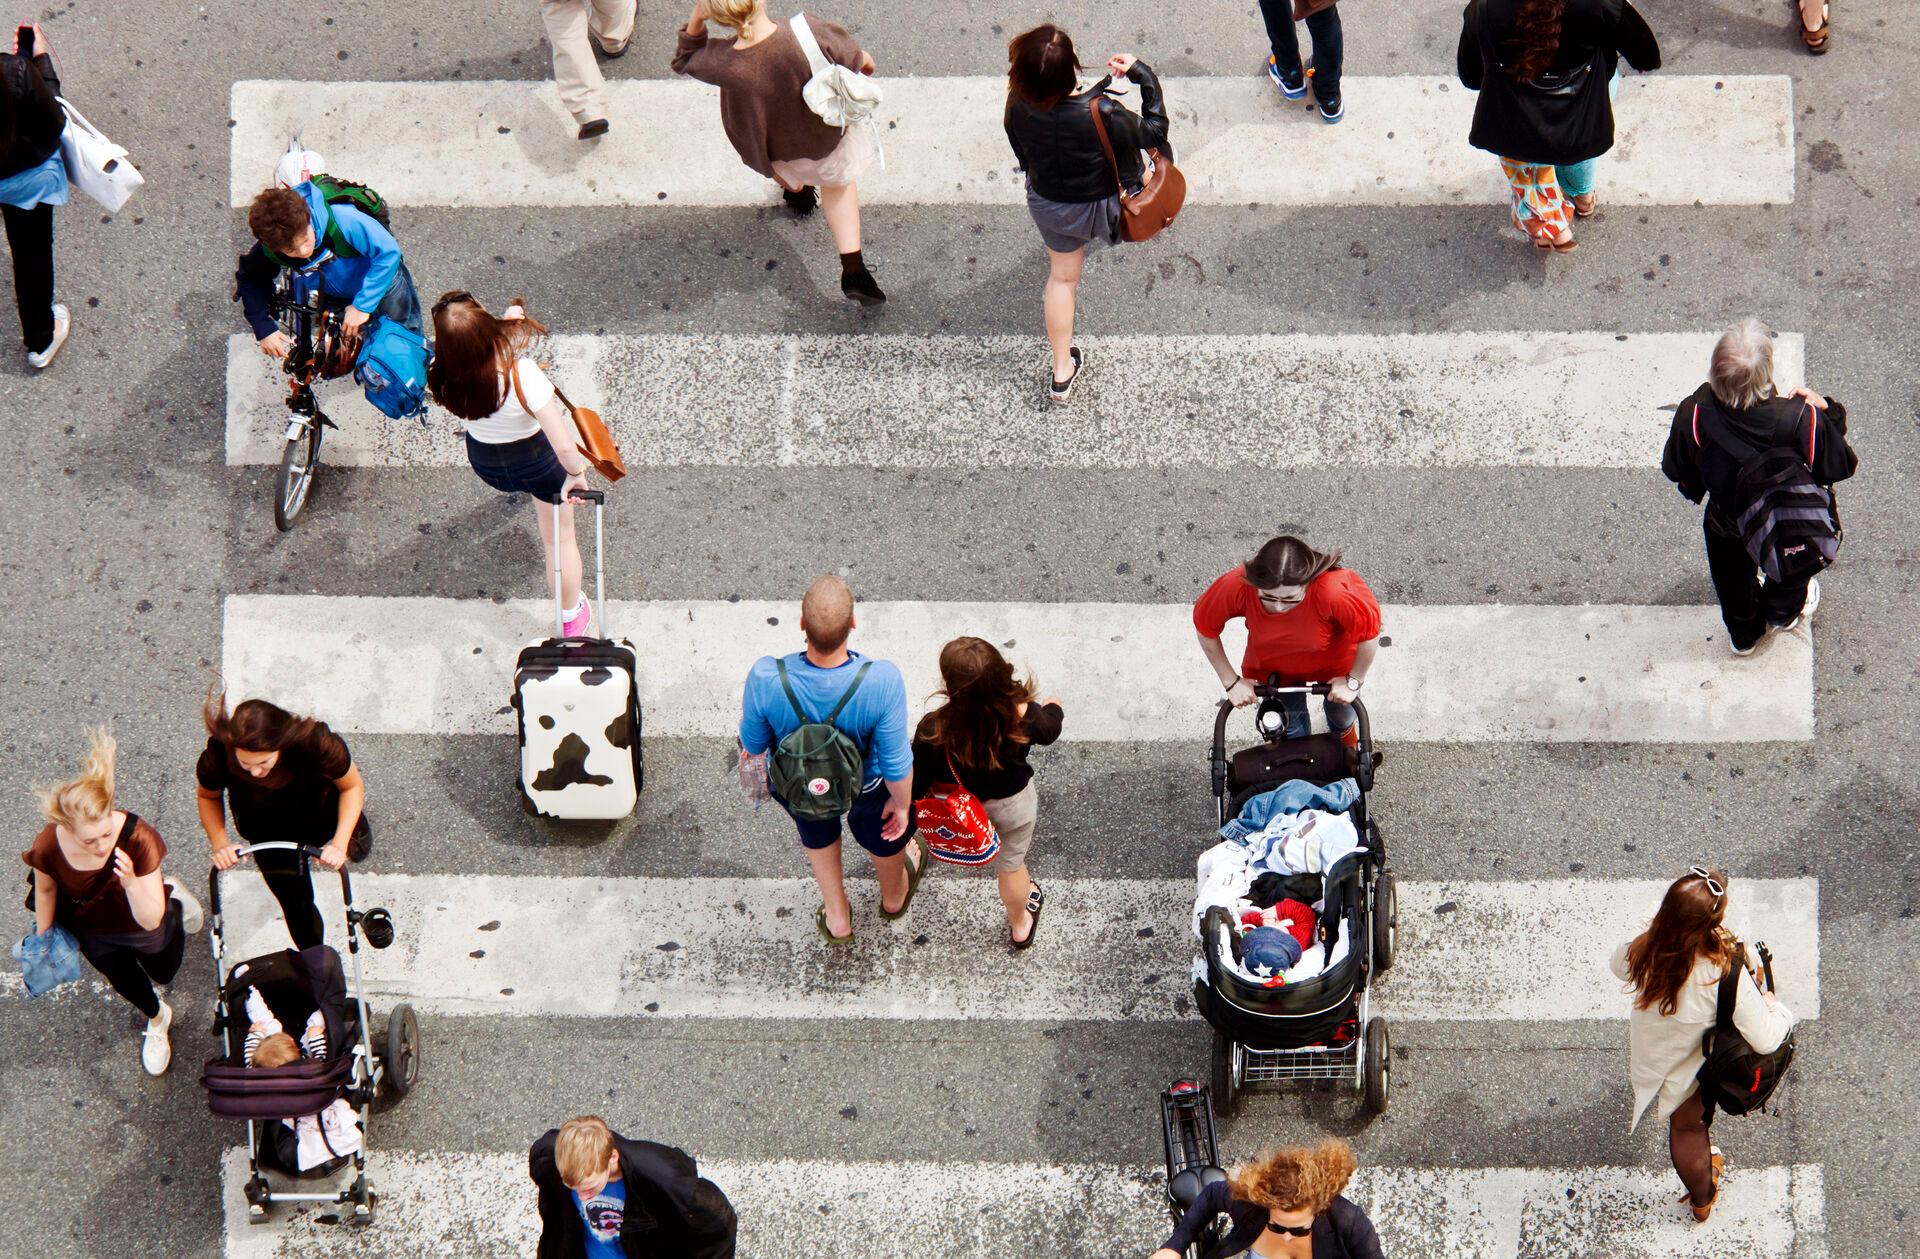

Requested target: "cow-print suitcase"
[{"left": 511, "top": 491, "right": 643, "bottom": 819}]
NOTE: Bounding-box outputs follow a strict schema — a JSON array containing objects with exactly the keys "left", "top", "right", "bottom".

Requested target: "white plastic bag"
[{"left": 56, "top": 96, "right": 143, "bottom": 212}]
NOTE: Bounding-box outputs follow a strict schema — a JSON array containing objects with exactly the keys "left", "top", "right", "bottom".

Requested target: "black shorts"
[{"left": 466, "top": 433, "right": 568, "bottom": 502}]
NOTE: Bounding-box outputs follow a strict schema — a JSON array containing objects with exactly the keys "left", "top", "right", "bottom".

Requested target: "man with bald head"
[{"left": 738, "top": 576, "right": 924, "bottom": 943}]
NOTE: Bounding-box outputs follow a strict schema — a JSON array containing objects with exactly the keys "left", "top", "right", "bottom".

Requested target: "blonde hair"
[
  {"left": 555, "top": 1115, "right": 617, "bottom": 1186},
  {"left": 252, "top": 1033, "right": 300, "bottom": 1069},
  {"left": 1709, "top": 317, "right": 1777, "bottom": 411},
  {"left": 705, "top": 0, "right": 762, "bottom": 32},
  {"left": 1228, "top": 1140, "right": 1358, "bottom": 1215},
  {"left": 37, "top": 728, "right": 117, "bottom": 830}
]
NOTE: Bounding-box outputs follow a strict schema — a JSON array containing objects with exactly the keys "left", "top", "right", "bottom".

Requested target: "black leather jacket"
[
  {"left": 1004, "top": 62, "right": 1172, "bottom": 204},
  {"left": 0, "top": 50, "right": 64, "bottom": 180}
]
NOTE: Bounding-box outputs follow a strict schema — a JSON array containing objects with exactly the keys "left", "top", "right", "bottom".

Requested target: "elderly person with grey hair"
[{"left": 1662, "top": 317, "right": 1857, "bottom": 656}]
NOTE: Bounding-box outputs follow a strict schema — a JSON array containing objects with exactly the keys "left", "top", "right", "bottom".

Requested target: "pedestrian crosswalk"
[
  {"left": 220, "top": 1148, "right": 1828, "bottom": 1259},
  {"left": 200, "top": 38, "right": 1840, "bottom": 1259},
  {"left": 229, "top": 75, "right": 1795, "bottom": 208},
  {"left": 223, "top": 331, "right": 1808, "bottom": 469},
  {"left": 223, "top": 595, "right": 1814, "bottom": 743},
  {"left": 214, "top": 873, "right": 1818, "bottom": 1022}
]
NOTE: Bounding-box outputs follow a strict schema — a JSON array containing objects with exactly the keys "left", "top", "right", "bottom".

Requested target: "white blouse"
[{"left": 462, "top": 357, "right": 555, "bottom": 445}]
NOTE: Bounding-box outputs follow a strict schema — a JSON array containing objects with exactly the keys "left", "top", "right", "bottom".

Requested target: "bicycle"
[{"left": 266, "top": 273, "right": 356, "bottom": 531}]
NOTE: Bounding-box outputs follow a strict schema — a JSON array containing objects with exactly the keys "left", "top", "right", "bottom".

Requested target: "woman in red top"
[{"left": 1193, "top": 536, "right": 1383, "bottom": 745}]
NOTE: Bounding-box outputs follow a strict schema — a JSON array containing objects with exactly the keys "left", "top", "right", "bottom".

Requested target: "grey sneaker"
[{"left": 26, "top": 303, "right": 69, "bottom": 370}]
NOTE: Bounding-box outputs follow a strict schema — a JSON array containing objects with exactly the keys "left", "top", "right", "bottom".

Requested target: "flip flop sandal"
[
  {"left": 879, "top": 835, "right": 931, "bottom": 921},
  {"left": 815, "top": 907, "right": 855, "bottom": 945},
  {"left": 1011, "top": 883, "right": 1047, "bottom": 950}
]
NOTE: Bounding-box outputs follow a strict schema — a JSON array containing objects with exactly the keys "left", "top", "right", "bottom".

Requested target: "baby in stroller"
[{"left": 240, "top": 980, "right": 361, "bottom": 1175}]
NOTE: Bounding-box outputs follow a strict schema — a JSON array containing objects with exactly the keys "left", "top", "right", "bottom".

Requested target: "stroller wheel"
[
  {"left": 385, "top": 1003, "right": 421, "bottom": 1098},
  {"left": 1371, "top": 870, "right": 1397, "bottom": 974},
  {"left": 1209, "top": 1029, "right": 1240, "bottom": 1118},
  {"left": 1363, "top": 1018, "right": 1390, "bottom": 1116}
]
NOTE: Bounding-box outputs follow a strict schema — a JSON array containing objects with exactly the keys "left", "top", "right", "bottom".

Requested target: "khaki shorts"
[{"left": 981, "top": 781, "right": 1040, "bottom": 873}]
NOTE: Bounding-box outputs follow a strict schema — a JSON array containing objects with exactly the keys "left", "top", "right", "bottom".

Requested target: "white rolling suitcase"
[{"left": 510, "top": 491, "right": 643, "bottom": 819}]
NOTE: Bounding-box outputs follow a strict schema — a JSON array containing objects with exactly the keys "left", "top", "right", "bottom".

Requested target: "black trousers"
[
  {"left": 80, "top": 901, "right": 186, "bottom": 1020},
  {"left": 1704, "top": 517, "right": 1809, "bottom": 650},
  {"left": 252, "top": 847, "right": 326, "bottom": 952},
  {"left": 1, "top": 201, "right": 56, "bottom": 353}
]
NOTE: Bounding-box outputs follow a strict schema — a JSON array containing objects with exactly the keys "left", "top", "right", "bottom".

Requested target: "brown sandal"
[
  {"left": 1571, "top": 194, "right": 1597, "bottom": 218},
  {"left": 1801, "top": 2, "right": 1829, "bottom": 53},
  {"left": 1683, "top": 1146, "right": 1726, "bottom": 1222},
  {"left": 1533, "top": 232, "right": 1579, "bottom": 254}
]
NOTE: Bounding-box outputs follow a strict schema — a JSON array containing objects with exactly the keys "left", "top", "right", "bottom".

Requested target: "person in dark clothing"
[
  {"left": 0, "top": 23, "right": 71, "bottom": 367},
  {"left": 1153, "top": 1139, "right": 1384, "bottom": 1259},
  {"left": 1259, "top": 0, "right": 1344, "bottom": 123},
  {"left": 1457, "top": 0, "right": 1659, "bottom": 251},
  {"left": 911, "top": 637, "right": 1064, "bottom": 949},
  {"left": 530, "top": 1116, "right": 737, "bottom": 1259},
  {"left": 1661, "top": 317, "right": 1857, "bottom": 656},
  {"left": 195, "top": 691, "right": 370, "bottom": 952},
  {"left": 1004, "top": 25, "right": 1171, "bottom": 402}
]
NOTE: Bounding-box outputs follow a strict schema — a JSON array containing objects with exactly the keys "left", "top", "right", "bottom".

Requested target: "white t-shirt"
[{"left": 462, "top": 357, "right": 555, "bottom": 445}]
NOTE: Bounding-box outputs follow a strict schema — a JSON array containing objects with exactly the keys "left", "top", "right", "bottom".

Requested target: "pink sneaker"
[{"left": 561, "top": 597, "right": 594, "bottom": 638}]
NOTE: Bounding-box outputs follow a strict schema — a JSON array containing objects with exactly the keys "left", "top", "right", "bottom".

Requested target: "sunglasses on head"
[
  {"left": 1266, "top": 1221, "right": 1314, "bottom": 1237},
  {"left": 1689, "top": 865, "right": 1726, "bottom": 903},
  {"left": 432, "top": 289, "right": 478, "bottom": 314}
]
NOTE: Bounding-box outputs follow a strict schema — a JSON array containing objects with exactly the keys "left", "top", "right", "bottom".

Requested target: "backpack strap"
[
  {"left": 823, "top": 660, "right": 874, "bottom": 726},
  {"left": 775, "top": 657, "right": 817, "bottom": 725},
  {"left": 1689, "top": 400, "right": 1701, "bottom": 448}
]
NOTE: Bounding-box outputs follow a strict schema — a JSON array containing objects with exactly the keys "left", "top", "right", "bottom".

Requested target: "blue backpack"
[{"left": 355, "top": 318, "right": 431, "bottom": 421}]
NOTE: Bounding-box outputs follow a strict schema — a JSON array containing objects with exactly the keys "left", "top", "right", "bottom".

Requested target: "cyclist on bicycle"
[{"left": 233, "top": 180, "right": 422, "bottom": 359}]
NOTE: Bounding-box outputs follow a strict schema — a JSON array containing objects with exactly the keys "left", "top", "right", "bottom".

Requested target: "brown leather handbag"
[
  {"left": 1088, "top": 93, "right": 1186, "bottom": 243},
  {"left": 513, "top": 362, "right": 628, "bottom": 483},
  {"left": 1293, "top": 0, "right": 1338, "bottom": 18}
]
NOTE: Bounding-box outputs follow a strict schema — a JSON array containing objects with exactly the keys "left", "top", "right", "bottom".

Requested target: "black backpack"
[
  {"left": 1692, "top": 398, "right": 1843, "bottom": 585},
  {"left": 1696, "top": 939, "right": 1794, "bottom": 1118}
]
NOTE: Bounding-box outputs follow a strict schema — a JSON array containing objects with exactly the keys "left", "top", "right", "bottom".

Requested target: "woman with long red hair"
[{"left": 1610, "top": 867, "right": 1794, "bottom": 1221}]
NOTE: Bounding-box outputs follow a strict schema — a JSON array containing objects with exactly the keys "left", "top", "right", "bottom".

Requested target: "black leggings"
[
  {"left": 80, "top": 902, "right": 186, "bottom": 1020},
  {"left": 1, "top": 201, "right": 56, "bottom": 353},
  {"left": 252, "top": 847, "right": 326, "bottom": 952}
]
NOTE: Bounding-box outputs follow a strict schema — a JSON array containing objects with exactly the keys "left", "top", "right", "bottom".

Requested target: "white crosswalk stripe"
[
  {"left": 205, "top": 872, "right": 1818, "bottom": 1022},
  {"left": 222, "top": 595, "right": 1815, "bottom": 743},
  {"left": 223, "top": 330, "right": 1807, "bottom": 469},
  {"left": 229, "top": 76, "right": 1795, "bottom": 208},
  {"left": 220, "top": 1149, "right": 1828, "bottom": 1259}
]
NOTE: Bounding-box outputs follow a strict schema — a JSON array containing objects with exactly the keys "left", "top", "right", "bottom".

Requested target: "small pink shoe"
[{"left": 561, "top": 598, "right": 594, "bottom": 638}]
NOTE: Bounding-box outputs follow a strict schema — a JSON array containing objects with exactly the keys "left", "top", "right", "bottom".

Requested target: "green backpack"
[
  {"left": 261, "top": 173, "right": 392, "bottom": 268},
  {"left": 768, "top": 659, "right": 872, "bottom": 820}
]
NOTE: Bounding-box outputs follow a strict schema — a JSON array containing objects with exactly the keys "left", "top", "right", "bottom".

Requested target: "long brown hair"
[
  {"left": 1507, "top": 0, "right": 1567, "bottom": 82},
  {"left": 1242, "top": 536, "right": 1343, "bottom": 589},
  {"left": 204, "top": 687, "right": 319, "bottom": 755},
  {"left": 916, "top": 637, "right": 1039, "bottom": 773},
  {"left": 1229, "top": 1140, "right": 1357, "bottom": 1215},
  {"left": 426, "top": 292, "right": 547, "bottom": 421},
  {"left": 1624, "top": 868, "right": 1735, "bottom": 1015},
  {"left": 1007, "top": 24, "right": 1080, "bottom": 111}
]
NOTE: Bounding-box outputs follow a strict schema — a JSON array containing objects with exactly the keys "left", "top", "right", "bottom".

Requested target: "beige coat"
[{"left": 1609, "top": 938, "right": 1794, "bottom": 1130}]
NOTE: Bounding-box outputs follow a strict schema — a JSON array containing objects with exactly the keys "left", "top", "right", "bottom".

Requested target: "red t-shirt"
[{"left": 1192, "top": 567, "right": 1383, "bottom": 684}]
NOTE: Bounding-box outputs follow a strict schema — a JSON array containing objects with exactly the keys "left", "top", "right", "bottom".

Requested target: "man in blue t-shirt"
[{"left": 739, "top": 575, "right": 925, "bottom": 943}]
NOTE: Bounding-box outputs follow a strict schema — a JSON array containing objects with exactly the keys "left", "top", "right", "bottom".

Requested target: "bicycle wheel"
[{"left": 273, "top": 418, "right": 323, "bottom": 531}]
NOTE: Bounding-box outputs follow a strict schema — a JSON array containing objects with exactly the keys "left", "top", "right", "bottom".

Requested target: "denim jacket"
[
  {"left": 1220, "top": 777, "right": 1359, "bottom": 842},
  {"left": 12, "top": 923, "right": 82, "bottom": 996}
]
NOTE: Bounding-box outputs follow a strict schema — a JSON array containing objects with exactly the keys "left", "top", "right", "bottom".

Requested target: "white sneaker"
[
  {"left": 141, "top": 1000, "right": 174, "bottom": 1076},
  {"left": 25, "top": 304, "right": 70, "bottom": 370},
  {"left": 166, "top": 878, "right": 205, "bottom": 935},
  {"left": 1729, "top": 639, "right": 1757, "bottom": 658},
  {"left": 1782, "top": 577, "right": 1821, "bottom": 633}
]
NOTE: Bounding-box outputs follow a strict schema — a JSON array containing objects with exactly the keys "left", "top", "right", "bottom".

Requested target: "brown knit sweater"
[{"left": 671, "top": 13, "right": 865, "bottom": 178}]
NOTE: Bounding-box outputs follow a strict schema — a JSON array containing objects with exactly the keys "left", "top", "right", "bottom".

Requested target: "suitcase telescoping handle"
[{"left": 551, "top": 488, "right": 607, "bottom": 639}]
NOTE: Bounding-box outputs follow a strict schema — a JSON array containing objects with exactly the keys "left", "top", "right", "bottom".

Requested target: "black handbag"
[
  {"left": 1696, "top": 938, "right": 1795, "bottom": 1118},
  {"left": 1472, "top": 0, "right": 1620, "bottom": 161}
]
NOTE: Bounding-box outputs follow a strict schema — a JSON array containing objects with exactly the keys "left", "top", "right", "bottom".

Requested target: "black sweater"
[
  {"left": 1661, "top": 384, "right": 1857, "bottom": 529},
  {"left": 1162, "top": 1180, "right": 1386, "bottom": 1259},
  {"left": 912, "top": 701, "right": 1063, "bottom": 803},
  {"left": 0, "top": 49, "right": 63, "bottom": 179},
  {"left": 1457, "top": 0, "right": 1660, "bottom": 164},
  {"left": 1005, "top": 62, "right": 1172, "bottom": 203}
]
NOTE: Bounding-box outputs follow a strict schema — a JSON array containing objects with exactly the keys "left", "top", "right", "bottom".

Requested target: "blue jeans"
[
  {"left": 1278, "top": 692, "right": 1356, "bottom": 740},
  {"left": 1258, "top": 0, "right": 1342, "bottom": 102}
]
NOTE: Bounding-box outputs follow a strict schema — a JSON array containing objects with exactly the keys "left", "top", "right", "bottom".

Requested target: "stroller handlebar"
[{"left": 207, "top": 842, "right": 357, "bottom": 919}]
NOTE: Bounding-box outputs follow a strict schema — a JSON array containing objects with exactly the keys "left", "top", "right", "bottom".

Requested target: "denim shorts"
[
  {"left": 771, "top": 778, "right": 913, "bottom": 857},
  {"left": 466, "top": 433, "right": 568, "bottom": 501}
]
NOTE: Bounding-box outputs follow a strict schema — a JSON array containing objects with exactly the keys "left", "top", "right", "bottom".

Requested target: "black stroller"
[
  {"left": 199, "top": 842, "right": 421, "bottom": 1225},
  {"left": 1195, "top": 683, "right": 1396, "bottom": 1117},
  {"left": 1159, "top": 1079, "right": 1229, "bottom": 1257}
]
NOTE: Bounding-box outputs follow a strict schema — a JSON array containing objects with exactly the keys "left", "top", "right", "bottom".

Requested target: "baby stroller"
[
  {"left": 199, "top": 842, "right": 421, "bottom": 1225},
  {"left": 1159, "top": 1079, "right": 1229, "bottom": 1257},
  {"left": 1195, "top": 682, "right": 1395, "bottom": 1117}
]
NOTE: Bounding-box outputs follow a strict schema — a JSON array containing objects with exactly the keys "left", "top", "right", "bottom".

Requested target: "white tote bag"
[
  {"left": 788, "top": 14, "right": 882, "bottom": 128},
  {"left": 56, "top": 96, "right": 144, "bottom": 213}
]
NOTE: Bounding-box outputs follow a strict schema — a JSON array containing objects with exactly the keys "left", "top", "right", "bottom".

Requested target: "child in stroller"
[{"left": 1192, "top": 683, "right": 1396, "bottom": 1117}]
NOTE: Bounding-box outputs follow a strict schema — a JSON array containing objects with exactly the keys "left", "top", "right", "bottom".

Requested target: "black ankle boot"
[
  {"left": 781, "top": 185, "right": 818, "bottom": 216},
  {"left": 841, "top": 266, "right": 886, "bottom": 306}
]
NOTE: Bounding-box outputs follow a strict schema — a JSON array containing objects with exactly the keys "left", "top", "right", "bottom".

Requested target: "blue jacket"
[
  {"left": 234, "top": 180, "right": 404, "bottom": 338},
  {"left": 12, "top": 923, "right": 82, "bottom": 996},
  {"left": 1220, "top": 777, "right": 1360, "bottom": 842},
  {"left": 739, "top": 651, "right": 913, "bottom": 784}
]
